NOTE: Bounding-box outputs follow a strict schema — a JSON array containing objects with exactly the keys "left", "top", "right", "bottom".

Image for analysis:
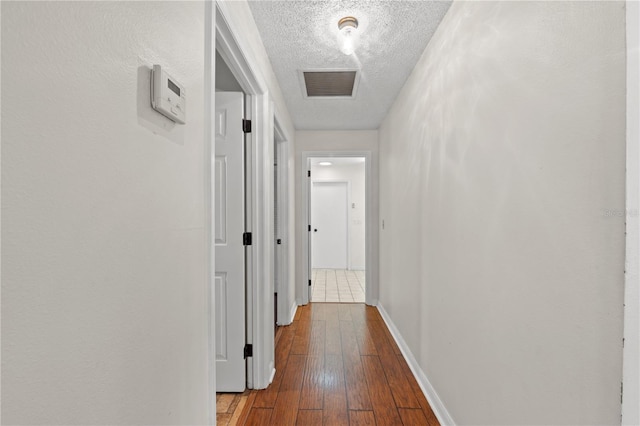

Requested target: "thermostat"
[{"left": 150, "top": 64, "right": 186, "bottom": 124}]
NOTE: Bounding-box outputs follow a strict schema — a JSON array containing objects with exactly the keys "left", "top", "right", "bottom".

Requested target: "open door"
[{"left": 215, "top": 92, "right": 246, "bottom": 392}]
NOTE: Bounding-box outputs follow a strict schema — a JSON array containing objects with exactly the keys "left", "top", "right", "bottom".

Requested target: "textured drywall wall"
[
  {"left": 379, "top": 1, "right": 626, "bottom": 424},
  {"left": 295, "top": 130, "right": 378, "bottom": 303},
  {"left": 1, "top": 2, "right": 209, "bottom": 423},
  {"left": 311, "top": 162, "right": 366, "bottom": 270}
]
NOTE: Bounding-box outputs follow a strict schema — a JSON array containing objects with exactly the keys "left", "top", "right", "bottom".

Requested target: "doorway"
[
  {"left": 213, "top": 0, "right": 290, "bottom": 407},
  {"left": 308, "top": 157, "right": 366, "bottom": 303}
]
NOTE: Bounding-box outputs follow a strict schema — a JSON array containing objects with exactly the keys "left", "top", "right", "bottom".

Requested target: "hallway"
[
  {"left": 225, "top": 303, "right": 439, "bottom": 425},
  {"left": 2, "top": 2, "right": 637, "bottom": 425}
]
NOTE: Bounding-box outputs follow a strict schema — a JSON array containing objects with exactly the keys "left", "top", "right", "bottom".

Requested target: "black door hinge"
[
  {"left": 309, "top": 279, "right": 312, "bottom": 286},
  {"left": 244, "top": 344, "right": 253, "bottom": 359},
  {"left": 242, "top": 119, "right": 252, "bottom": 133},
  {"left": 243, "top": 232, "right": 252, "bottom": 246},
  {"left": 308, "top": 225, "right": 311, "bottom": 232},
  {"left": 307, "top": 170, "right": 311, "bottom": 177}
]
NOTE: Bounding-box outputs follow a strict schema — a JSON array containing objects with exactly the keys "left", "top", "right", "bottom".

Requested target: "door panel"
[
  {"left": 311, "top": 182, "right": 348, "bottom": 269},
  {"left": 215, "top": 92, "right": 245, "bottom": 392}
]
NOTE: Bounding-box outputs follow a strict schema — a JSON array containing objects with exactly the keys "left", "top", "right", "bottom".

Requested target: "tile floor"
[{"left": 311, "top": 269, "right": 366, "bottom": 303}]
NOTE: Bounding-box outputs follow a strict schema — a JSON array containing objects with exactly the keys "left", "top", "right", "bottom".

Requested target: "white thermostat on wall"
[{"left": 150, "top": 64, "right": 186, "bottom": 124}]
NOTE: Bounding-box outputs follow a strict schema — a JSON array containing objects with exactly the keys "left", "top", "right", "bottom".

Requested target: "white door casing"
[
  {"left": 307, "top": 170, "right": 312, "bottom": 302},
  {"left": 311, "top": 181, "right": 349, "bottom": 269},
  {"left": 214, "top": 92, "right": 246, "bottom": 392},
  {"left": 274, "top": 135, "right": 291, "bottom": 325},
  {"left": 300, "top": 151, "right": 377, "bottom": 307}
]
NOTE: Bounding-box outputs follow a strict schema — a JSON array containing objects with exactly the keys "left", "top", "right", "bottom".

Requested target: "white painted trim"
[
  {"left": 377, "top": 303, "right": 455, "bottom": 426},
  {"left": 205, "top": 1, "right": 216, "bottom": 424},
  {"left": 623, "top": 1, "right": 640, "bottom": 424},
  {"left": 215, "top": 0, "right": 274, "bottom": 390},
  {"left": 288, "top": 302, "right": 298, "bottom": 324},
  {"left": 244, "top": 92, "right": 255, "bottom": 390},
  {"left": 300, "top": 151, "right": 377, "bottom": 306},
  {"left": 215, "top": 2, "right": 267, "bottom": 94},
  {"left": 269, "top": 366, "right": 276, "bottom": 385},
  {"left": 274, "top": 111, "right": 293, "bottom": 326},
  {"left": 310, "top": 179, "right": 351, "bottom": 271}
]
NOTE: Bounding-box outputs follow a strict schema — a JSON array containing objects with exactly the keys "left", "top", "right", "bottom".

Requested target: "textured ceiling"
[{"left": 247, "top": 1, "right": 452, "bottom": 130}]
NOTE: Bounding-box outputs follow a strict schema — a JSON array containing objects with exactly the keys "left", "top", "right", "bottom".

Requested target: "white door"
[
  {"left": 215, "top": 92, "right": 246, "bottom": 392},
  {"left": 311, "top": 181, "right": 348, "bottom": 269}
]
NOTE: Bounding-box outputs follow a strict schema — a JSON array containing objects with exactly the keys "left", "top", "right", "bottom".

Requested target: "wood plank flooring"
[{"left": 224, "top": 303, "right": 439, "bottom": 426}]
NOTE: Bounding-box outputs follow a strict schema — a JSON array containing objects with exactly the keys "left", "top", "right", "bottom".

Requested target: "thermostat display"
[{"left": 151, "top": 64, "right": 186, "bottom": 124}]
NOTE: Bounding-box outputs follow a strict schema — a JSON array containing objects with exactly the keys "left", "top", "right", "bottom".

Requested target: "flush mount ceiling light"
[
  {"left": 318, "top": 161, "right": 332, "bottom": 166},
  {"left": 337, "top": 16, "right": 359, "bottom": 55}
]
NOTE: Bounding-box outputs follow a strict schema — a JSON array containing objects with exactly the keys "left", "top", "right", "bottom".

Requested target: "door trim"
[
  {"left": 623, "top": 1, "right": 639, "bottom": 423},
  {"left": 301, "top": 151, "right": 377, "bottom": 306},
  {"left": 205, "top": 1, "right": 215, "bottom": 423},
  {"left": 214, "top": 0, "right": 275, "bottom": 392},
  {"left": 274, "top": 113, "right": 293, "bottom": 326}
]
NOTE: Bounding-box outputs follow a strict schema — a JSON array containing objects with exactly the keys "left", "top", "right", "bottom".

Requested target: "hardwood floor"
[
  {"left": 216, "top": 390, "right": 253, "bottom": 426},
  {"left": 221, "top": 303, "right": 439, "bottom": 426}
]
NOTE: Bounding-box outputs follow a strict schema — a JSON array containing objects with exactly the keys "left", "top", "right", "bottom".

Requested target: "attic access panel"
[{"left": 300, "top": 70, "right": 360, "bottom": 99}]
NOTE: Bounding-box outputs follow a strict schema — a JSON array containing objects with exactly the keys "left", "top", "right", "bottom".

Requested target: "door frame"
[
  {"left": 205, "top": 2, "right": 215, "bottom": 423},
  {"left": 310, "top": 180, "right": 350, "bottom": 271},
  {"left": 212, "top": 0, "right": 276, "bottom": 395},
  {"left": 273, "top": 114, "right": 293, "bottom": 326},
  {"left": 623, "top": 1, "right": 639, "bottom": 423},
  {"left": 301, "top": 151, "right": 377, "bottom": 306}
]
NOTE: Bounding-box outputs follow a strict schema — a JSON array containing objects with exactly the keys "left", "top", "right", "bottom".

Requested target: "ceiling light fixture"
[
  {"left": 318, "top": 161, "right": 332, "bottom": 166},
  {"left": 337, "top": 16, "right": 359, "bottom": 56}
]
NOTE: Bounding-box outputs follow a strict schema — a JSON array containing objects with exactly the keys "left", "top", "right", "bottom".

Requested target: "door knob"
[{"left": 314, "top": 229, "right": 318, "bottom": 232}]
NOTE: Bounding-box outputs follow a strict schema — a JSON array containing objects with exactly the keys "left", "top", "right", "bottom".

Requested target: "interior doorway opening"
[{"left": 309, "top": 157, "right": 366, "bottom": 303}]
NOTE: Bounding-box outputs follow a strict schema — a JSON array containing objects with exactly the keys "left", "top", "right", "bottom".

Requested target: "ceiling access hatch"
[{"left": 299, "top": 69, "right": 360, "bottom": 99}]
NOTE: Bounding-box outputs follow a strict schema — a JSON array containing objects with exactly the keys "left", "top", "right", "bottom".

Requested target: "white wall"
[
  {"left": 379, "top": 2, "right": 626, "bottom": 425},
  {"left": 295, "top": 130, "right": 378, "bottom": 304},
  {"left": 311, "top": 162, "right": 366, "bottom": 270},
  {"left": 2, "top": 2, "right": 209, "bottom": 424},
  {"left": 623, "top": 1, "right": 640, "bottom": 424}
]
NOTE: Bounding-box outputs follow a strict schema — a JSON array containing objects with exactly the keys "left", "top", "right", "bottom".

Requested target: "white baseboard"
[
  {"left": 288, "top": 302, "right": 298, "bottom": 325},
  {"left": 277, "top": 302, "right": 298, "bottom": 326},
  {"left": 269, "top": 366, "right": 276, "bottom": 384},
  {"left": 377, "top": 303, "right": 456, "bottom": 426}
]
